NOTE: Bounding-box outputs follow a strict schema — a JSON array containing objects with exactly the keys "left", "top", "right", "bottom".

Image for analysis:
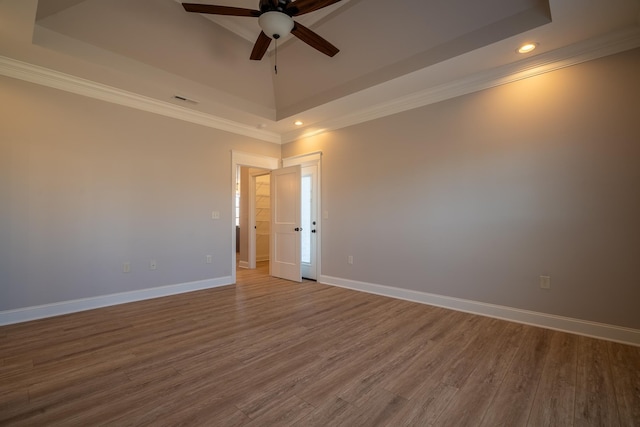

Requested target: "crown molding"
[
  {"left": 282, "top": 26, "right": 640, "bottom": 143},
  {"left": 2, "top": 25, "right": 639, "bottom": 145},
  {"left": 0, "top": 55, "right": 282, "bottom": 144}
]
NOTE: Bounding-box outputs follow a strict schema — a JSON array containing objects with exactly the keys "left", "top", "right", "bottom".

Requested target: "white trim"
[
  {"left": 232, "top": 151, "right": 280, "bottom": 170},
  {"left": 0, "top": 276, "right": 233, "bottom": 326},
  {"left": 282, "top": 151, "right": 322, "bottom": 167},
  {"left": 0, "top": 56, "right": 281, "bottom": 144},
  {"left": 318, "top": 274, "right": 640, "bottom": 347},
  {"left": 281, "top": 26, "right": 640, "bottom": 143},
  {"left": 238, "top": 260, "right": 250, "bottom": 269}
]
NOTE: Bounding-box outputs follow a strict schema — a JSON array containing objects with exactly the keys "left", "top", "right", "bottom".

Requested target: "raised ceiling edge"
[
  {"left": 0, "top": 56, "right": 282, "bottom": 144},
  {"left": 281, "top": 26, "right": 640, "bottom": 143},
  {"left": 1, "top": 25, "right": 639, "bottom": 145}
]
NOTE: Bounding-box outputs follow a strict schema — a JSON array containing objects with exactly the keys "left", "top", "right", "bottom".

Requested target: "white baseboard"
[
  {"left": 238, "top": 261, "right": 250, "bottom": 269},
  {"left": 0, "top": 276, "right": 233, "bottom": 326},
  {"left": 318, "top": 275, "right": 640, "bottom": 347}
]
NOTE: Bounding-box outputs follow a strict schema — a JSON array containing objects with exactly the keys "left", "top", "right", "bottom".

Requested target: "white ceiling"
[{"left": 1, "top": 0, "right": 640, "bottom": 142}]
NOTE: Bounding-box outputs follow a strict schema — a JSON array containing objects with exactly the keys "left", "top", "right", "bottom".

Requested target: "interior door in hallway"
[{"left": 270, "top": 165, "right": 301, "bottom": 282}]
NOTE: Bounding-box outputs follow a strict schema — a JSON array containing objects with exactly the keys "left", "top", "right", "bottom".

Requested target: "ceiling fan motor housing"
[{"left": 259, "top": 0, "right": 290, "bottom": 13}]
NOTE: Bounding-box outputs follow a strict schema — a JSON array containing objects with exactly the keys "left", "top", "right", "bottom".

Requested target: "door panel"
[{"left": 270, "top": 165, "right": 301, "bottom": 282}]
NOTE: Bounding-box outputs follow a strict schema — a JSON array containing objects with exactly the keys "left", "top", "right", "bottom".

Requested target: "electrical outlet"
[
  {"left": 540, "top": 275, "right": 551, "bottom": 289},
  {"left": 150, "top": 259, "right": 157, "bottom": 270},
  {"left": 206, "top": 255, "right": 212, "bottom": 264},
  {"left": 123, "top": 262, "right": 130, "bottom": 273},
  {"left": 348, "top": 255, "right": 353, "bottom": 265}
]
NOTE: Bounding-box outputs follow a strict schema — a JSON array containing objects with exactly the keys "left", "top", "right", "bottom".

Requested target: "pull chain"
[{"left": 274, "top": 38, "right": 278, "bottom": 75}]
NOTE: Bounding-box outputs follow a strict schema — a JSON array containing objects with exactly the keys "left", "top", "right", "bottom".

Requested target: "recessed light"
[
  {"left": 517, "top": 42, "right": 538, "bottom": 54},
  {"left": 294, "top": 121, "right": 303, "bottom": 126}
]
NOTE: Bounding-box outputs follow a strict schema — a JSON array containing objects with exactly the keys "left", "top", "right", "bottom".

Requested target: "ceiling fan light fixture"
[{"left": 258, "top": 11, "right": 294, "bottom": 39}]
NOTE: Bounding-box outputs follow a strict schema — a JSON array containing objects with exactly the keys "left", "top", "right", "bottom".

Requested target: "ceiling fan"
[{"left": 182, "top": 0, "right": 342, "bottom": 60}]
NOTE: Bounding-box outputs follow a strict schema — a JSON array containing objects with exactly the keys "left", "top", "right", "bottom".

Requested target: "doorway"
[
  {"left": 237, "top": 166, "right": 271, "bottom": 269},
  {"left": 231, "top": 151, "right": 321, "bottom": 284},
  {"left": 231, "top": 152, "right": 278, "bottom": 285},
  {"left": 251, "top": 171, "right": 271, "bottom": 268}
]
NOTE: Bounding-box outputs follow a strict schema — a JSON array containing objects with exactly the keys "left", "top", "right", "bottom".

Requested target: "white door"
[
  {"left": 301, "top": 165, "right": 318, "bottom": 280},
  {"left": 270, "top": 165, "right": 301, "bottom": 282}
]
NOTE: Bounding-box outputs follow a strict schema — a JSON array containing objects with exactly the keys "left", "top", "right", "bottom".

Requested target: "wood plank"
[
  {"left": 384, "top": 381, "right": 458, "bottom": 426},
  {"left": 527, "top": 331, "right": 578, "bottom": 426},
  {"left": 607, "top": 341, "right": 640, "bottom": 425},
  {"left": 296, "top": 397, "right": 359, "bottom": 426},
  {"left": 244, "top": 394, "right": 314, "bottom": 426},
  {"left": 327, "top": 387, "right": 407, "bottom": 426},
  {"left": 380, "top": 310, "right": 488, "bottom": 399},
  {"left": 478, "top": 326, "right": 553, "bottom": 426},
  {"left": 575, "top": 336, "right": 621, "bottom": 426},
  {"left": 431, "top": 321, "right": 524, "bottom": 426}
]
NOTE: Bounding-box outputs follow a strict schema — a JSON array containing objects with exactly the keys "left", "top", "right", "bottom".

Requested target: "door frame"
[
  {"left": 231, "top": 150, "right": 321, "bottom": 284},
  {"left": 248, "top": 169, "right": 270, "bottom": 269},
  {"left": 231, "top": 151, "right": 279, "bottom": 284},
  {"left": 282, "top": 151, "right": 322, "bottom": 281}
]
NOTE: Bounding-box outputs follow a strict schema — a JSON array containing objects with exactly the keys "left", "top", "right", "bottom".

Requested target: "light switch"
[{"left": 212, "top": 211, "right": 220, "bottom": 220}]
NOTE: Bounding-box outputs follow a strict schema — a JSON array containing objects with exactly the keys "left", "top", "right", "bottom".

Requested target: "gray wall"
[
  {"left": 0, "top": 76, "right": 280, "bottom": 310},
  {"left": 282, "top": 48, "right": 640, "bottom": 329},
  {"left": 2, "top": 48, "right": 639, "bottom": 331}
]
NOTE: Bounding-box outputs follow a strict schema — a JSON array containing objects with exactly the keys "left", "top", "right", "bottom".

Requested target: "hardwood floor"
[{"left": 1, "top": 262, "right": 639, "bottom": 426}]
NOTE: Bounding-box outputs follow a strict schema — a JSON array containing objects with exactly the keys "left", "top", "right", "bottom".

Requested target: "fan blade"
[
  {"left": 291, "top": 22, "right": 339, "bottom": 57},
  {"left": 250, "top": 31, "right": 272, "bottom": 60},
  {"left": 285, "top": 0, "right": 342, "bottom": 16},
  {"left": 182, "top": 3, "right": 260, "bottom": 17}
]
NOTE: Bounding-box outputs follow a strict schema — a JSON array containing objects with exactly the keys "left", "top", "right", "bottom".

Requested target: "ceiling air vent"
[{"left": 172, "top": 95, "right": 199, "bottom": 104}]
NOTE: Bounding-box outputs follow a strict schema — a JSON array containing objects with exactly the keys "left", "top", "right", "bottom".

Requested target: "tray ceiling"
[{"left": 1, "top": 0, "right": 638, "bottom": 141}]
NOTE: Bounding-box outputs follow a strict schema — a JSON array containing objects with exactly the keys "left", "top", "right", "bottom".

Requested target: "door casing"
[
  {"left": 231, "top": 151, "right": 322, "bottom": 284},
  {"left": 231, "top": 151, "right": 278, "bottom": 284}
]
